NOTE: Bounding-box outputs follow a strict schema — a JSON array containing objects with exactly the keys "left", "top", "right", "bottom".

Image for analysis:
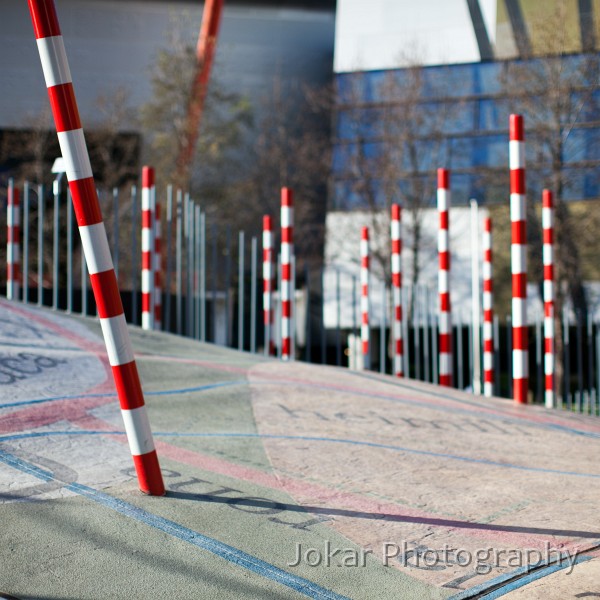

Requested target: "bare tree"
[
  {"left": 500, "top": 3, "right": 600, "bottom": 395},
  {"left": 335, "top": 63, "right": 460, "bottom": 297}
]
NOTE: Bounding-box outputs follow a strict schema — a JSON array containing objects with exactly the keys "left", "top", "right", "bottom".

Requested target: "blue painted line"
[
  {"left": 1, "top": 430, "right": 598, "bottom": 479},
  {"left": 2, "top": 377, "right": 599, "bottom": 440},
  {"left": 478, "top": 555, "right": 592, "bottom": 599},
  {"left": 447, "top": 564, "right": 534, "bottom": 600},
  {"left": 0, "top": 380, "right": 246, "bottom": 409},
  {"left": 0, "top": 448, "right": 349, "bottom": 600}
]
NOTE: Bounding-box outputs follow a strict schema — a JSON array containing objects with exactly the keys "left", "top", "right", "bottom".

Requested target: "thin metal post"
[
  {"left": 130, "top": 185, "right": 138, "bottom": 324},
  {"left": 23, "top": 182, "right": 30, "bottom": 304},
  {"left": 37, "top": 184, "right": 44, "bottom": 307},
  {"left": 577, "top": 310, "right": 583, "bottom": 410},
  {"left": 507, "top": 316, "right": 513, "bottom": 398},
  {"left": 238, "top": 230, "right": 245, "bottom": 351},
  {"left": 403, "top": 286, "right": 410, "bottom": 378},
  {"left": 52, "top": 180, "right": 60, "bottom": 310},
  {"left": 250, "top": 236, "right": 257, "bottom": 354},
  {"left": 165, "top": 185, "right": 173, "bottom": 331},
  {"left": 352, "top": 274, "right": 358, "bottom": 368},
  {"left": 536, "top": 313, "right": 542, "bottom": 403},
  {"left": 211, "top": 223, "right": 218, "bottom": 342},
  {"left": 226, "top": 226, "right": 232, "bottom": 346},
  {"left": 304, "top": 263, "right": 311, "bottom": 362},
  {"left": 200, "top": 212, "right": 206, "bottom": 342},
  {"left": 321, "top": 268, "right": 326, "bottom": 364},
  {"left": 431, "top": 289, "right": 438, "bottom": 384},
  {"left": 493, "top": 314, "right": 500, "bottom": 397},
  {"left": 336, "top": 268, "right": 341, "bottom": 366},
  {"left": 277, "top": 253, "right": 282, "bottom": 358},
  {"left": 563, "top": 307, "right": 570, "bottom": 407},
  {"left": 470, "top": 199, "right": 481, "bottom": 394},
  {"left": 195, "top": 205, "right": 201, "bottom": 340},
  {"left": 380, "top": 282, "right": 386, "bottom": 374},
  {"left": 468, "top": 318, "right": 474, "bottom": 392},
  {"left": 66, "top": 188, "right": 73, "bottom": 313},
  {"left": 176, "top": 189, "right": 183, "bottom": 335},
  {"left": 186, "top": 196, "right": 194, "bottom": 338},
  {"left": 414, "top": 286, "right": 421, "bottom": 381},
  {"left": 587, "top": 315, "right": 593, "bottom": 400},
  {"left": 457, "top": 311, "right": 464, "bottom": 390},
  {"left": 112, "top": 187, "right": 119, "bottom": 278},
  {"left": 423, "top": 286, "right": 430, "bottom": 382}
]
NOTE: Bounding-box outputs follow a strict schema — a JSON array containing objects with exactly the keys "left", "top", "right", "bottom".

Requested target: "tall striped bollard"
[
  {"left": 438, "top": 168, "right": 452, "bottom": 387},
  {"left": 262, "top": 215, "right": 275, "bottom": 356},
  {"left": 6, "top": 180, "right": 21, "bottom": 300},
  {"left": 141, "top": 166, "right": 155, "bottom": 330},
  {"left": 391, "top": 203, "right": 403, "bottom": 376},
  {"left": 482, "top": 217, "right": 494, "bottom": 397},
  {"left": 542, "top": 189, "right": 555, "bottom": 408},
  {"left": 510, "top": 114, "right": 528, "bottom": 403},
  {"left": 28, "top": 0, "right": 164, "bottom": 495},
  {"left": 154, "top": 198, "right": 162, "bottom": 330},
  {"left": 361, "top": 226, "right": 370, "bottom": 370},
  {"left": 281, "top": 188, "right": 294, "bottom": 360}
]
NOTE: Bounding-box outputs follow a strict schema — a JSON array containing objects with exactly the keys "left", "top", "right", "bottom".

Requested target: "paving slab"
[{"left": 0, "top": 299, "right": 598, "bottom": 599}]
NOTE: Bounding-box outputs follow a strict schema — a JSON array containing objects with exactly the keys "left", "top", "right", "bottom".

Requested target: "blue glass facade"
[{"left": 332, "top": 55, "right": 600, "bottom": 209}]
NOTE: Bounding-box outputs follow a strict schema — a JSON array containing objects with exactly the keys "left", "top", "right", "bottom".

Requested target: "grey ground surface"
[{"left": 0, "top": 300, "right": 598, "bottom": 599}]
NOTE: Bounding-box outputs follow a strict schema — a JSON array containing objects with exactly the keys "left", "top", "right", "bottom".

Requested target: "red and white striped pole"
[
  {"left": 262, "top": 215, "right": 275, "bottom": 356},
  {"left": 510, "top": 114, "right": 528, "bottom": 403},
  {"left": 154, "top": 198, "right": 162, "bottom": 330},
  {"left": 141, "top": 166, "right": 155, "bottom": 331},
  {"left": 361, "top": 226, "right": 370, "bottom": 370},
  {"left": 482, "top": 217, "right": 494, "bottom": 397},
  {"left": 542, "top": 189, "right": 555, "bottom": 408},
  {"left": 280, "top": 188, "right": 294, "bottom": 361},
  {"left": 6, "top": 180, "right": 21, "bottom": 301},
  {"left": 438, "top": 168, "right": 452, "bottom": 387},
  {"left": 391, "top": 204, "right": 403, "bottom": 377},
  {"left": 28, "top": 0, "right": 164, "bottom": 495}
]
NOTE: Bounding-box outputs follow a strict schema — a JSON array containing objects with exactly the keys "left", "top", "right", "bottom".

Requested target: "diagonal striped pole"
[
  {"left": 361, "top": 226, "right": 370, "bottom": 370},
  {"left": 262, "top": 215, "right": 275, "bottom": 356},
  {"left": 280, "top": 188, "right": 294, "bottom": 361},
  {"left": 542, "top": 189, "right": 555, "bottom": 408},
  {"left": 154, "top": 196, "right": 163, "bottom": 330},
  {"left": 6, "top": 180, "right": 21, "bottom": 301},
  {"left": 28, "top": 0, "right": 164, "bottom": 495},
  {"left": 482, "top": 216, "right": 494, "bottom": 397},
  {"left": 141, "top": 166, "right": 155, "bottom": 331},
  {"left": 391, "top": 203, "right": 403, "bottom": 377},
  {"left": 438, "top": 168, "right": 452, "bottom": 387},
  {"left": 510, "top": 114, "right": 528, "bottom": 404}
]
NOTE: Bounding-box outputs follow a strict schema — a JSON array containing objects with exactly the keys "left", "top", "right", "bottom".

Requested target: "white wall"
[{"left": 334, "top": 0, "right": 497, "bottom": 73}]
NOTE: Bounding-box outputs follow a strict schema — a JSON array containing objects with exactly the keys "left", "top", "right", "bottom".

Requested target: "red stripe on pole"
[
  {"left": 28, "top": 0, "right": 61, "bottom": 38},
  {"left": 71, "top": 178, "right": 103, "bottom": 226},
  {"left": 512, "top": 273, "right": 527, "bottom": 298},
  {"left": 510, "top": 169, "right": 526, "bottom": 194},
  {"left": 112, "top": 362, "right": 145, "bottom": 410},
  {"left": 47, "top": 84, "right": 81, "bottom": 132},
  {"left": 511, "top": 221, "right": 526, "bottom": 244},
  {"left": 142, "top": 166, "right": 155, "bottom": 188},
  {"left": 89, "top": 270, "right": 123, "bottom": 319},
  {"left": 132, "top": 451, "right": 164, "bottom": 492},
  {"left": 509, "top": 114, "right": 524, "bottom": 141}
]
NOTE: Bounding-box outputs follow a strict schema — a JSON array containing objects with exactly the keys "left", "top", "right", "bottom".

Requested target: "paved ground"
[{"left": 0, "top": 299, "right": 598, "bottom": 599}]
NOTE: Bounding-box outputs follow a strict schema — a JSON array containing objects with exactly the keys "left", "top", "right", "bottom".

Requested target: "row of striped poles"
[
  {"left": 28, "top": 0, "right": 164, "bottom": 495},
  {"left": 261, "top": 188, "right": 296, "bottom": 360}
]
